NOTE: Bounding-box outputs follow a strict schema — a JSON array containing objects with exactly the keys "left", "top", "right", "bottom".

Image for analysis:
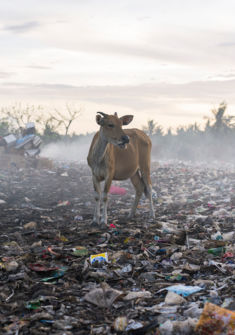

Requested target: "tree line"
[
  {"left": 0, "top": 101, "right": 234, "bottom": 161},
  {"left": 0, "top": 103, "right": 82, "bottom": 143},
  {"left": 144, "top": 102, "right": 235, "bottom": 161}
]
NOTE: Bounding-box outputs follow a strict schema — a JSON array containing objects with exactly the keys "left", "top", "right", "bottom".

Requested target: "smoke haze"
[
  {"left": 41, "top": 135, "right": 93, "bottom": 163},
  {"left": 40, "top": 130, "right": 235, "bottom": 168}
]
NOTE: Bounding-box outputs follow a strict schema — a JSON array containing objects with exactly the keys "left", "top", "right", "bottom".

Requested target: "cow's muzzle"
[{"left": 118, "top": 135, "right": 129, "bottom": 148}]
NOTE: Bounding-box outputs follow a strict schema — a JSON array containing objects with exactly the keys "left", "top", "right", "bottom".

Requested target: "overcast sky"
[{"left": 1, "top": 0, "right": 235, "bottom": 133}]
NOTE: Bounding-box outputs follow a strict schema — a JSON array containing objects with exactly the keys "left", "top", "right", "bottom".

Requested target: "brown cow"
[{"left": 87, "top": 112, "right": 155, "bottom": 225}]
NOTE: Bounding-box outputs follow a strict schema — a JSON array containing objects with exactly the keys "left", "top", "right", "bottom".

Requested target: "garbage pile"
[{"left": 0, "top": 160, "right": 234, "bottom": 334}]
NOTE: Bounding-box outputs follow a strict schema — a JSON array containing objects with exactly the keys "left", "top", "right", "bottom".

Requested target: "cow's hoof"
[
  {"left": 100, "top": 219, "right": 108, "bottom": 226},
  {"left": 91, "top": 220, "right": 99, "bottom": 227},
  {"left": 127, "top": 213, "right": 135, "bottom": 220}
]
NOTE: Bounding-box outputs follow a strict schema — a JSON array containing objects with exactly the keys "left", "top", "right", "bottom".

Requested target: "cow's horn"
[{"left": 97, "top": 111, "right": 108, "bottom": 117}]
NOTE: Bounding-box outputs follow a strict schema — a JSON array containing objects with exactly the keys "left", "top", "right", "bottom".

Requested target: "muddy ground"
[{"left": 0, "top": 156, "right": 234, "bottom": 334}]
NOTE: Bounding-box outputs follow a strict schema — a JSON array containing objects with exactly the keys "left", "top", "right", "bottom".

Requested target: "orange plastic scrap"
[
  {"left": 47, "top": 246, "right": 61, "bottom": 257},
  {"left": 196, "top": 302, "right": 235, "bottom": 335}
]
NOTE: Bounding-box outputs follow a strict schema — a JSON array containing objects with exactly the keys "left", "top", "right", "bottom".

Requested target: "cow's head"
[{"left": 96, "top": 112, "right": 133, "bottom": 148}]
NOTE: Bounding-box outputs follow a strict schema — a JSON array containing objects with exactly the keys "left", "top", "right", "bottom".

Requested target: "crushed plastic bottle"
[
  {"left": 211, "top": 231, "right": 223, "bottom": 240},
  {"left": 207, "top": 247, "right": 226, "bottom": 255}
]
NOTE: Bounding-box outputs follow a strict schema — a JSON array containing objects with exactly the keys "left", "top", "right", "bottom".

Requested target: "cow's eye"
[{"left": 108, "top": 124, "right": 114, "bottom": 128}]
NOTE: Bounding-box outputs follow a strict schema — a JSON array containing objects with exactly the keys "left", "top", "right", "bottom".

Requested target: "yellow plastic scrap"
[
  {"left": 196, "top": 302, "right": 235, "bottom": 335},
  {"left": 124, "top": 237, "right": 131, "bottom": 244},
  {"left": 0, "top": 262, "right": 5, "bottom": 269},
  {"left": 59, "top": 235, "right": 68, "bottom": 242}
]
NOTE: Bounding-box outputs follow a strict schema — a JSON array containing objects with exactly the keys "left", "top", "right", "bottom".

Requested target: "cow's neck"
[{"left": 93, "top": 129, "right": 109, "bottom": 163}]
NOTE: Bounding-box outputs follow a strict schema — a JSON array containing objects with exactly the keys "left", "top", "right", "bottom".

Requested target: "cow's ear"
[
  {"left": 120, "top": 115, "right": 133, "bottom": 125},
  {"left": 96, "top": 115, "right": 104, "bottom": 125}
]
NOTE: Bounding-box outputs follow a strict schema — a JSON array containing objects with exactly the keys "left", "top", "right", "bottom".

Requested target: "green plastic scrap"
[
  {"left": 40, "top": 266, "right": 68, "bottom": 282},
  {"left": 72, "top": 247, "right": 88, "bottom": 257},
  {"left": 25, "top": 300, "right": 41, "bottom": 310}
]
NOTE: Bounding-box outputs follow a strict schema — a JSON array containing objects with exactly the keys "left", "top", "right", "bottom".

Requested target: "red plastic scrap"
[
  {"left": 222, "top": 252, "right": 234, "bottom": 261},
  {"left": 109, "top": 223, "right": 116, "bottom": 228},
  {"left": 109, "top": 185, "right": 126, "bottom": 195}
]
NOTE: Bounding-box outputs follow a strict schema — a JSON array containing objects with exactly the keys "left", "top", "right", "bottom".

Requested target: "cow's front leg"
[
  {"left": 92, "top": 175, "right": 101, "bottom": 225},
  {"left": 100, "top": 176, "right": 113, "bottom": 226}
]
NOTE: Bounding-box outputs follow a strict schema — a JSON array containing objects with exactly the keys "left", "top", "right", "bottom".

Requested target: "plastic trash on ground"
[
  {"left": 164, "top": 284, "right": 203, "bottom": 297},
  {"left": 159, "top": 318, "right": 197, "bottom": 335},
  {"left": 84, "top": 283, "right": 123, "bottom": 308},
  {"left": 113, "top": 317, "right": 128, "bottom": 332},
  {"left": 164, "top": 291, "right": 186, "bottom": 305},
  {"left": 90, "top": 252, "right": 108, "bottom": 265},
  {"left": 0, "top": 160, "right": 235, "bottom": 334},
  {"left": 196, "top": 302, "right": 235, "bottom": 335},
  {"left": 109, "top": 185, "right": 126, "bottom": 195}
]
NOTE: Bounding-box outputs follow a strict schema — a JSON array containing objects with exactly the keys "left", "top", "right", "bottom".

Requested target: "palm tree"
[
  {"left": 142, "top": 120, "right": 163, "bottom": 137},
  {"left": 211, "top": 102, "right": 234, "bottom": 133}
]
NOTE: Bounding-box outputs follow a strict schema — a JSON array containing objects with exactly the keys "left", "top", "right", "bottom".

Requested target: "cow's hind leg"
[
  {"left": 129, "top": 171, "right": 145, "bottom": 219},
  {"left": 139, "top": 152, "right": 155, "bottom": 219},
  {"left": 141, "top": 171, "right": 155, "bottom": 219},
  {"left": 92, "top": 175, "right": 101, "bottom": 225}
]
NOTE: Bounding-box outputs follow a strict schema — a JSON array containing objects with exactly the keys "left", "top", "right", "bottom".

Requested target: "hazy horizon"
[{"left": 1, "top": 0, "right": 235, "bottom": 134}]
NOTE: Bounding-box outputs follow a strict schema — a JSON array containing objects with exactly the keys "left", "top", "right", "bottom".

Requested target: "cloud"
[
  {"left": 218, "top": 42, "right": 235, "bottom": 47},
  {"left": 0, "top": 71, "right": 14, "bottom": 78},
  {"left": 3, "top": 21, "right": 41, "bottom": 33},
  {"left": 1, "top": 79, "right": 235, "bottom": 109},
  {"left": 137, "top": 16, "right": 151, "bottom": 21},
  {"left": 26, "top": 65, "right": 52, "bottom": 70},
  {"left": 212, "top": 73, "right": 235, "bottom": 79},
  {"left": 1, "top": 78, "right": 234, "bottom": 132},
  {"left": 31, "top": 23, "right": 235, "bottom": 71}
]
